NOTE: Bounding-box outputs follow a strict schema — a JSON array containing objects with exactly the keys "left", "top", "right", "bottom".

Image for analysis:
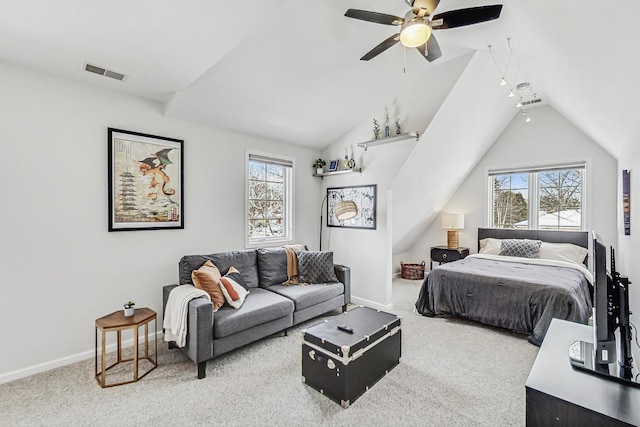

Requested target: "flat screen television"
[{"left": 568, "top": 232, "right": 637, "bottom": 386}]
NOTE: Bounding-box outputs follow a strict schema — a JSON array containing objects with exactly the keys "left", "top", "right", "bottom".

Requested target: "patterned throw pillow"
[
  {"left": 298, "top": 251, "right": 339, "bottom": 284},
  {"left": 218, "top": 266, "right": 249, "bottom": 309},
  {"left": 499, "top": 239, "right": 542, "bottom": 258},
  {"left": 192, "top": 260, "right": 225, "bottom": 311}
]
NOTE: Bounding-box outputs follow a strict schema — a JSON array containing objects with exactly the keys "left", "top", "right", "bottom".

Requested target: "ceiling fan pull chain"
[{"left": 403, "top": 45, "right": 407, "bottom": 73}]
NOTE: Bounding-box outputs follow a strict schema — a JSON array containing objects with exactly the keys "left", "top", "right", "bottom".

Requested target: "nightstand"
[{"left": 430, "top": 246, "right": 470, "bottom": 269}]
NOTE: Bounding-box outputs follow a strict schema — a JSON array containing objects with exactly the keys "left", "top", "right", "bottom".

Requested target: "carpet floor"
[{"left": 0, "top": 278, "right": 539, "bottom": 426}]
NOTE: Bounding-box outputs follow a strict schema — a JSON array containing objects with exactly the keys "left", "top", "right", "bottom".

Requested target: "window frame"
[
  {"left": 486, "top": 160, "right": 589, "bottom": 231},
  {"left": 245, "top": 150, "right": 295, "bottom": 248}
]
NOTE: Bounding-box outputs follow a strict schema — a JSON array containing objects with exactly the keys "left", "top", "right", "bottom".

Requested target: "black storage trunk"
[{"left": 302, "top": 306, "right": 401, "bottom": 408}]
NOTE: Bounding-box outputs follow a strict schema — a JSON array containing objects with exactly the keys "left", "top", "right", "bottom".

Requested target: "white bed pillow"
[
  {"left": 538, "top": 242, "right": 588, "bottom": 265},
  {"left": 478, "top": 238, "right": 502, "bottom": 255}
]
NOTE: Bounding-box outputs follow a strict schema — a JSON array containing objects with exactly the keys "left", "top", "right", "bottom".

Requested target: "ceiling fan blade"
[
  {"left": 416, "top": 35, "right": 442, "bottom": 62},
  {"left": 431, "top": 5, "right": 503, "bottom": 29},
  {"left": 410, "top": 0, "right": 441, "bottom": 17},
  {"left": 345, "top": 9, "right": 404, "bottom": 26},
  {"left": 360, "top": 33, "right": 401, "bottom": 61}
]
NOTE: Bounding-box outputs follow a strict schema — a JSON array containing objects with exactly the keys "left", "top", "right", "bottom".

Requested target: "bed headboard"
[
  {"left": 477, "top": 228, "right": 589, "bottom": 249},
  {"left": 477, "top": 228, "right": 590, "bottom": 267}
]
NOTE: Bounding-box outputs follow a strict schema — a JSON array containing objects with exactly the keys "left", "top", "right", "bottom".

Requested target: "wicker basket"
[{"left": 400, "top": 261, "right": 426, "bottom": 280}]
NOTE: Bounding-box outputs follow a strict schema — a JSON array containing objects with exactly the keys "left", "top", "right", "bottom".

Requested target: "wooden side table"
[
  {"left": 430, "top": 246, "right": 470, "bottom": 269},
  {"left": 95, "top": 307, "right": 157, "bottom": 388}
]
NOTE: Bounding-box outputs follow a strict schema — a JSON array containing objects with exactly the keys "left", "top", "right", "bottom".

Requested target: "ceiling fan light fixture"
[{"left": 400, "top": 20, "right": 430, "bottom": 48}]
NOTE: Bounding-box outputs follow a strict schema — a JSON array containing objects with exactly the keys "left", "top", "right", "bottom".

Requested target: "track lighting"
[{"left": 489, "top": 38, "right": 541, "bottom": 114}]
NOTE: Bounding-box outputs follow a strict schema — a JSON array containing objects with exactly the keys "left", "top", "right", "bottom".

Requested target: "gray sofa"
[{"left": 162, "top": 247, "right": 351, "bottom": 379}]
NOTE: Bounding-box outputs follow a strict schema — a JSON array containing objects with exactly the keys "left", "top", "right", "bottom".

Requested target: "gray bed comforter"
[{"left": 415, "top": 255, "right": 592, "bottom": 345}]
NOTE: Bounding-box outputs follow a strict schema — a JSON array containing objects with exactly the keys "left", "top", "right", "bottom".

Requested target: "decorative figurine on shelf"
[
  {"left": 313, "top": 158, "right": 326, "bottom": 175},
  {"left": 384, "top": 106, "right": 390, "bottom": 137},
  {"left": 372, "top": 119, "right": 381, "bottom": 139},
  {"left": 395, "top": 118, "right": 401, "bottom": 135},
  {"left": 343, "top": 148, "right": 350, "bottom": 170}
]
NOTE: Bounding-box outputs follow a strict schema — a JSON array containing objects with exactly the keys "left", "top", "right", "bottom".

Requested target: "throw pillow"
[
  {"left": 218, "top": 267, "right": 249, "bottom": 309},
  {"left": 298, "top": 251, "right": 339, "bottom": 284},
  {"left": 499, "top": 239, "right": 542, "bottom": 258},
  {"left": 224, "top": 266, "right": 249, "bottom": 290},
  {"left": 191, "top": 260, "right": 225, "bottom": 311}
]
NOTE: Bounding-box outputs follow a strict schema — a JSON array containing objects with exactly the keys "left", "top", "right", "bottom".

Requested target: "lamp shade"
[
  {"left": 441, "top": 213, "right": 464, "bottom": 229},
  {"left": 334, "top": 200, "right": 358, "bottom": 221}
]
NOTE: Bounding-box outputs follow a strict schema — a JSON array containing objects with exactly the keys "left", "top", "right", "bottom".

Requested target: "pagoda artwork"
[{"left": 108, "top": 128, "right": 184, "bottom": 231}]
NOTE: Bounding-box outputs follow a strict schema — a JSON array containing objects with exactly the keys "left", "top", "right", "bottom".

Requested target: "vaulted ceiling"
[{"left": 1, "top": 1, "right": 638, "bottom": 157}]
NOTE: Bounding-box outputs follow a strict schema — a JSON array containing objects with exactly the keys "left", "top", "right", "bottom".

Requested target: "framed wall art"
[
  {"left": 623, "top": 169, "right": 630, "bottom": 235},
  {"left": 108, "top": 128, "right": 184, "bottom": 231},
  {"left": 327, "top": 184, "right": 376, "bottom": 229}
]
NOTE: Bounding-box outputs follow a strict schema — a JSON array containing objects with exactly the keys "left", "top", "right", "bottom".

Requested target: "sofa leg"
[
  {"left": 342, "top": 304, "right": 348, "bottom": 313},
  {"left": 197, "top": 362, "right": 207, "bottom": 379},
  {"left": 168, "top": 341, "right": 178, "bottom": 350},
  {"left": 283, "top": 329, "right": 288, "bottom": 337}
]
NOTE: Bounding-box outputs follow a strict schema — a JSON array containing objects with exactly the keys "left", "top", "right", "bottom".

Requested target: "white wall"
[
  {"left": 0, "top": 62, "right": 321, "bottom": 382},
  {"left": 410, "top": 105, "right": 618, "bottom": 266},
  {"left": 617, "top": 142, "right": 640, "bottom": 330}
]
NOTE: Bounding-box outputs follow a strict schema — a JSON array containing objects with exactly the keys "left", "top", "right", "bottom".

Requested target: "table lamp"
[{"left": 442, "top": 213, "right": 464, "bottom": 249}]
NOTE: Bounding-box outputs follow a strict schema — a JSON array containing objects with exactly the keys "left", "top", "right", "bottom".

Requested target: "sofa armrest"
[
  {"left": 185, "top": 297, "right": 214, "bottom": 364},
  {"left": 334, "top": 265, "right": 351, "bottom": 306},
  {"left": 162, "top": 284, "right": 214, "bottom": 364},
  {"left": 162, "top": 284, "right": 178, "bottom": 316}
]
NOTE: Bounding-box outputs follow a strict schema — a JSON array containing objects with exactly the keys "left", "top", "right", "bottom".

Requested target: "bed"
[{"left": 415, "top": 228, "right": 593, "bottom": 345}]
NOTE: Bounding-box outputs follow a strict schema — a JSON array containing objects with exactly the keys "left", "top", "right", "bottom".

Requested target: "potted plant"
[
  {"left": 313, "top": 158, "right": 326, "bottom": 175},
  {"left": 123, "top": 301, "right": 135, "bottom": 317}
]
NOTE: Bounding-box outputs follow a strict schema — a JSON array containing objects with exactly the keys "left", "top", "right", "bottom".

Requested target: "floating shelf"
[
  {"left": 313, "top": 167, "right": 363, "bottom": 178},
  {"left": 357, "top": 132, "right": 419, "bottom": 150}
]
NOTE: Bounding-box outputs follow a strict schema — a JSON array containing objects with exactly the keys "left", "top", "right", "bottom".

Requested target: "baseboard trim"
[
  {"left": 350, "top": 296, "right": 393, "bottom": 312},
  {"left": 0, "top": 331, "right": 164, "bottom": 385}
]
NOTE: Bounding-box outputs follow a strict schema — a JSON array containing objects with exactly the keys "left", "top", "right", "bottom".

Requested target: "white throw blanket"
[{"left": 163, "top": 285, "right": 210, "bottom": 348}]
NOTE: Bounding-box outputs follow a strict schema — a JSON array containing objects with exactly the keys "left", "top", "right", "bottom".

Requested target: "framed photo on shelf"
[
  {"left": 327, "top": 160, "right": 340, "bottom": 172},
  {"left": 108, "top": 128, "right": 184, "bottom": 231},
  {"left": 327, "top": 184, "right": 377, "bottom": 230}
]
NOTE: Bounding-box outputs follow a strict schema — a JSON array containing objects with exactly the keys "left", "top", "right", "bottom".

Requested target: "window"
[
  {"left": 246, "top": 152, "right": 293, "bottom": 246},
  {"left": 488, "top": 162, "right": 585, "bottom": 231}
]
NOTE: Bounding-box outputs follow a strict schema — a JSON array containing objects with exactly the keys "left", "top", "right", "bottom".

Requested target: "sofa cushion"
[
  {"left": 213, "top": 288, "right": 294, "bottom": 339},
  {"left": 266, "top": 282, "right": 344, "bottom": 311},
  {"left": 297, "top": 251, "right": 339, "bottom": 284},
  {"left": 219, "top": 268, "right": 249, "bottom": 309},
  {"left": 191, "top": 260, "right": 225, "bottom": 311},
  {"left": 179, "top": 250, "right": 259, "bottom": 288},
  {"left": 256, "top": 247, "right": 288, "bottom": 287}
]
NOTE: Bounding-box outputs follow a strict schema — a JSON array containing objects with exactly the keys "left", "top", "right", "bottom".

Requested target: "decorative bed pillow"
[
  {"left": 218, "top": 267, "right": 249, "bottom": 309},
  {"left": 298, "top": 251, "right": 339, "bottom": 284},
  {"left": 539, "top": 242, "right": 588, "bottom": 265},
  {"left": 192, "top": 260, "right": 225, "bottom": 311},
  {"left": 499, "top": 239, "right": 542, "bottom": 258},
  {"left": 479, "top": 238, "right": 502, "bottom": 255}
]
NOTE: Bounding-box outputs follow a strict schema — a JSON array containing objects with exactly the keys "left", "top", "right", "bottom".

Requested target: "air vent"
[
  {"left": 84, "top": 63, "right": 126, "bottom": 81},
  {"left": 522, "top": 98, "right": 542, "bottom": 106}
]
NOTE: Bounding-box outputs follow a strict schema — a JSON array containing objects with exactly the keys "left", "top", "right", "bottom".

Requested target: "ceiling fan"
[{"left": 345, "top": 0, "right": 503, "bottom": 62}]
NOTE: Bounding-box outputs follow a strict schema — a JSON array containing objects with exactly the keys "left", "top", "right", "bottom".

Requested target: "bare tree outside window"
[
  {"left": 492, "top": 174, "right": 528, "bottom": 228},
  {"left": 490, "top": 166, "right": 584, "bottom": 231},
  {"left": 248, "top": 161, "right": 287, "bottom": 240}
]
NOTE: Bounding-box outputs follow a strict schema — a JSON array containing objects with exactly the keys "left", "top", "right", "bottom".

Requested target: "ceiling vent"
[
  {"left": 84, "top": 63, "right": 126, "bottom": 81},
  {"left": 521, "top": 98, "right": 541, "bottom": 106}
]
